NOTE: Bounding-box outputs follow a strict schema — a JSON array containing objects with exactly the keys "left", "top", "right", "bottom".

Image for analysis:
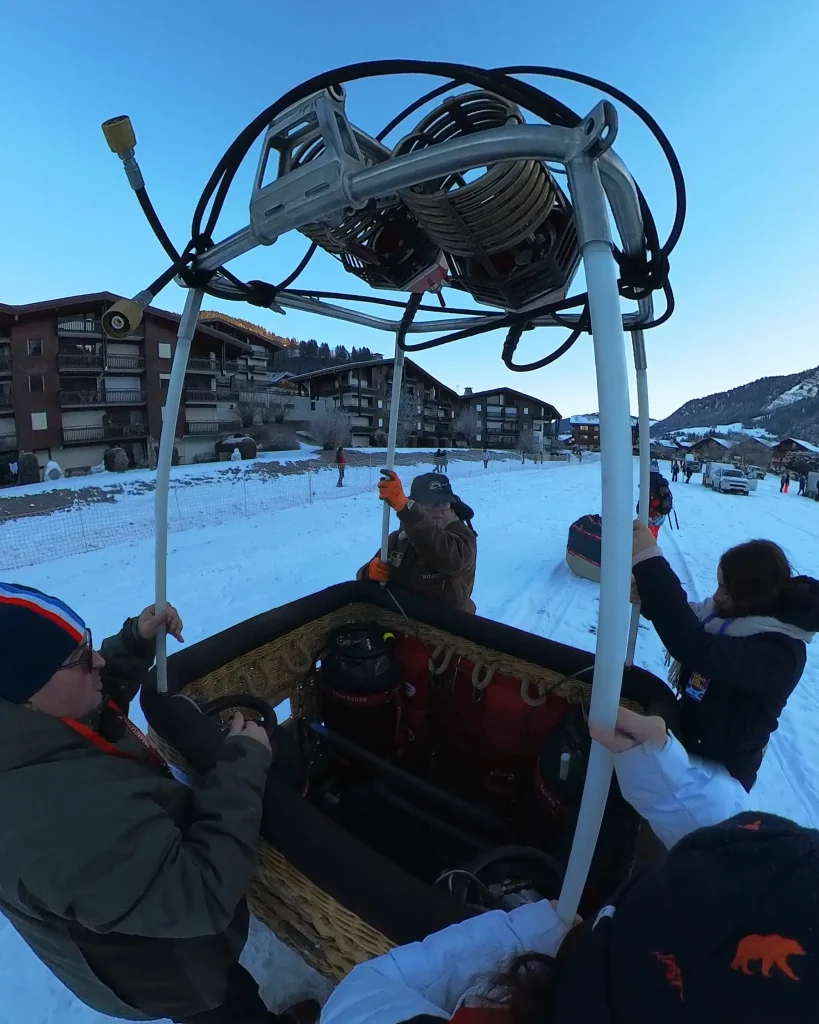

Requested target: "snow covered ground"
[{"left": 2, "top": 457, "right": 818, "bottom": 1023}]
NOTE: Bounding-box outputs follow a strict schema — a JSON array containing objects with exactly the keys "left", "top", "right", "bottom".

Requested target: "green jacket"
[
  {"left": 0, "top": 618, "right": 271, "bottom": 1021},
  {"left": 358, "top": 503, "right": 478, "bottom": 613}
]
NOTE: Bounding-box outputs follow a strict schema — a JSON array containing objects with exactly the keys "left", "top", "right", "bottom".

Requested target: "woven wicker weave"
[{"left": 148, "top": 601, "right": 642, "bottom": 979}]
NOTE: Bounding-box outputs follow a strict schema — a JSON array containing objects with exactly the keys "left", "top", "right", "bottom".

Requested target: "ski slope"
[{"left": 2, "top": 458, "right": 819, "bottom": 1023}]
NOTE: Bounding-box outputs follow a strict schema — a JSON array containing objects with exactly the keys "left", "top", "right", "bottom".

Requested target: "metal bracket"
[{"left": 250, "top": 87, "right": 391, "bottom": 245}]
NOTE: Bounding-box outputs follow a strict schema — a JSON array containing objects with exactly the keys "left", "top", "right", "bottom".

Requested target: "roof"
[
  {"left": 199, "top": 310, "right": 287, "bottom": 351},
  {"left": 654, "top": 439, "right": 681, "bottom": 448},
  {"left": 688, "top": 436, "right": 732, "bottom": 449},
  {"left": 291, "top": 357, "right": 460, "bottom": 401},
  {"left": 570, "top": 414, "right": 639, "bottom": 426},
  {"left": 0, "top": 291, "right": 257, "bottom": 353},
  {"left": 461, "top": 387, "right": 561, "bottom": 419},
  {"left": 776, "top": 437, "right": 819, "bottom": 454}
]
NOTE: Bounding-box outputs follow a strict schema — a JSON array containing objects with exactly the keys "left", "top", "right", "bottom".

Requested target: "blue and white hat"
[{"left": 0, "top": 583, "right": 86, "bottom": 703}]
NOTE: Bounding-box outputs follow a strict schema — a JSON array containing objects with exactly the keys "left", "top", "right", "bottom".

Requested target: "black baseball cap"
[{"left": 410, "top": 473, "right": 457, "bottom": 506}]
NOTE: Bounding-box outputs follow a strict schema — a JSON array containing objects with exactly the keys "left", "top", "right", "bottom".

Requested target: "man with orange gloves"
[{"left": 358, "top": 471, "right": 478, "bottom": 613}]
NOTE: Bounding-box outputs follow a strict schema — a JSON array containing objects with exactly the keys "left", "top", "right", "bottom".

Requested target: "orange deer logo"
[
  {"left": 652, "top": 951, "right": 684, "bottom": 1001},
  {"left": 731, "top": 934, "right": 806, "bottom": 981},
  {"left": 740, "top": 819, "right": 762, "bottom": 832}
]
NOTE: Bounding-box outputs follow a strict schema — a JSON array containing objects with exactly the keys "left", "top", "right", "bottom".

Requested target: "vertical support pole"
[
  {"left": 556, "top": 158, "right": 633, "bottom": 927},
  {"left": 381, "top": 343, "right": 407, "bottom": 562},
  {"left": 155, "top": 287, "right": 204, "bottom": 693},
  {"left": 626, "top": 329, "right": 651, "bottom": 666}
]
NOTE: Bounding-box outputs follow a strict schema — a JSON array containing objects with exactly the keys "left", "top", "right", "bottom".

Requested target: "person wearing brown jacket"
[{"left": 358, "top": 472, "right": 477, "bottom": 613}]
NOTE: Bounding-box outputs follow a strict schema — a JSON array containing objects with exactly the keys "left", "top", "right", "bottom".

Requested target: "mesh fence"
[{"left": 0, "top": 451, "right": 569, "bottom": 572}]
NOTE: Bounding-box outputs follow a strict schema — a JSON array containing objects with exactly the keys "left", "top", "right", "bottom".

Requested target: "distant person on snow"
[
  {"left": 671, "top": 460, "right": 680, "bottom": 482},
  {"left": 0, "top": 583, "right": 317, "bottom": 1024},
  {"left": 482, "top": 448, "right": 490, "bottom": 469},
  {"left": 631, "top": 522, "right": 819, "bottom": 791},
  {"left": 321, "top": 710, "right": 819, "bottom": 1024},
  {"left": 359, "top": 471, "right": 477, "bottom": 613},
  {"left": 685, "top": 463, "right": 694, "bottom": 483},
  {"left": 335, "top": 445, "right": 346, "bottom": 487},
  {"left": 781, "top": 471, "right": 790, "bottom": 493},
  {"left": 798, "top": 474, "right": 808, "bottom": 496},
  {"left": 433, "top": 449, "right": 446, "bottom": 474}
]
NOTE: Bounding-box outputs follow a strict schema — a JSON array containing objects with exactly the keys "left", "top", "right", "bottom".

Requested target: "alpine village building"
[{"left": 0, "top": 293, "right": 563, "bottom": 483}]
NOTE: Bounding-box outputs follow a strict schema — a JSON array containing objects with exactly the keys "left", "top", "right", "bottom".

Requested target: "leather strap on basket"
[
  {"left": 280, "top": 640, "right": 314, "bottom": 675},
  {"left": 471, "top": 661, "right": 497, "bottom": 691},
  {"left": 521, "top": 677, "right": 548, "bottom": 707}
]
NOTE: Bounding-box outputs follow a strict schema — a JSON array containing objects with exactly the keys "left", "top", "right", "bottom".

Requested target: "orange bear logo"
[
  {"left": 731, "top": 934, "right": 806, "bottom": 981},
  {"left": 652, "top": 951, "right": 684, "bottom": 1001}
]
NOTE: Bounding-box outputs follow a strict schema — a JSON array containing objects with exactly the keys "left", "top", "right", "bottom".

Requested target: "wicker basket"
[{"left": 149, "top": 599, "right": 644, "bottom": 980}]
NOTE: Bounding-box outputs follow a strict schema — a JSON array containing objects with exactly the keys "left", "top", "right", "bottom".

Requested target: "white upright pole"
[
  {"left": 381, "top": 343, "right": 407, "bottom": 561},
  {"left": 155, "top": 287, "right": 204, "bottom": 692},
  {"left": 556, "top": 160, "right": 634, "bottom": 927},
  {"left": 625, "top": 329, "right": 651, "bottom": 666}
]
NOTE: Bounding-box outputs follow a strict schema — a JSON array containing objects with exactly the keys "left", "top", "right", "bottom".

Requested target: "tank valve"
[{"left": 101, "top": 115, "right": 144, "bottom": 190}]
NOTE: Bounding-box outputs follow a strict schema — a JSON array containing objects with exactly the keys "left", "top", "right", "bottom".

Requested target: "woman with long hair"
[
  {"left": 320, "top": 708, "right": 819, "bottom": 1024},
  {"left": 631, "top": 523, "right": 819, "bottom": 790}
]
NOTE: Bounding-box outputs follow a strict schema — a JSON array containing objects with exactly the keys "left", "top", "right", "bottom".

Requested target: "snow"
[
  {"left": 3, "top": 457, "right": 819, "bottom": 1022},
  {"left": 667, "top": 424, "right": 778, "bottom": 442},
  {"left": 764, "top": 370, "right": 819, "bottom": 412}
]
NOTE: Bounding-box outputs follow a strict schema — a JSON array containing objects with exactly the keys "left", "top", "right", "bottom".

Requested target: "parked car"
[
  {"left": 712, "top": 466, "right": 751, "bottom": 495},
  {"left": 744, "top": 465, "right": 767, "bottom": 480},
  {"left": 807, "top": 471, "right": 819, "bottom": 499}
]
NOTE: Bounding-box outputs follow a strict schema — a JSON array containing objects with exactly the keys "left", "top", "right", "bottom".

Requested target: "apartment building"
[
  {"left": 293, "top": 358, "right": 459, "bottom": 448},
  {"left": 0, "top": 293, "right": 283, "bottom": 480},
  {"left": 570, "top": 414, "right": 639, "bottom": 449},
  {"left": 460, "top": 388, "right": 561, "bottom": 450}
]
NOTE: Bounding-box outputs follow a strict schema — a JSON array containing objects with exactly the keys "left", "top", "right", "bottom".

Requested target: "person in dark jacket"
[
  {"left": 0, "top": 582, "right": 317, "bottom": 1024},
  {"left": 631, "top": 523, "right": 819, "bottom": 791},
  {"left": 321, "top": 796, "right": 819, "bottom": 1023},
  {"left": 358, "top": 471, "right": 477, "bottom": 613},
  {"left": 335, "top": 446, "right": 346, "bottom": 487}
]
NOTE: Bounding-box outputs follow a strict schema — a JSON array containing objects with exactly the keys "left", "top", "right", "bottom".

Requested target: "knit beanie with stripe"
[{"left": 0, "top": 582, "right": 86, "bottom": 703}]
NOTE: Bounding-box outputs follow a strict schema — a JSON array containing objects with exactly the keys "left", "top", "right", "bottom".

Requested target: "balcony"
[
  {"left": 57, "top": 316, "right": 145, "bottom": 340},
  {"left": 0, "top": 355, "right": 11, "bottom": 374},
  {"left": 0, "top": 390, "right": 13, "bottom": 411},
  {"left": 187, "top": 357, "right": 220, "bottom": 373},
  {"left": 184, "top": 389, "right": 218, "bottom": 404},
  {"left": 0, "top": 433, "right": 16, "bottom": 451},
  {"left": 60, "top": 389, "right": 147, "bottom": 408},
  {"left": 107, "top": 354, "right": 145, "bottom": 372},
  {"left": 184, "top": 420, "right": 239, "bottom": 436},
  {"left": 62, "top": 424, "right": 148, "bottom": 445},
  {"left": 222, "top": 360, "right": 241, "bottom": 375},
  {"left": 58, "top": 352, "right": 103, "bottom": 372}
]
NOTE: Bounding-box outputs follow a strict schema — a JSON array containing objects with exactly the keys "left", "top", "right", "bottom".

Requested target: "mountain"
[{"left": 651, "top": 366, "right": 819, "bottom": 443}]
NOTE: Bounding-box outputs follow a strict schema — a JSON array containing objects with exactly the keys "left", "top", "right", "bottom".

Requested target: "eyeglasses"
[{"left": 56, "top": 628, "right": 94, "bottom": 675}]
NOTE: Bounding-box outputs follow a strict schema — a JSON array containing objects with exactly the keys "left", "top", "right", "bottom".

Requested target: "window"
[
  {"left": 28, "top": 374, "right": 45, "bottom": 393},
  {"left": 158, "top": 342, "right": 172, "bottom": 360},
  {"left": 310, "top": 400, "right": 316, "bottom": 411},
  {"left": 476, "top": 404, "right": 482, "bottom": 412},
  {"left": 31, "top": 411, "right": 48, "bottom": 431},
  {"left": 378, "top": 418, "right": 384, "bottom": 427},
  {"left": 475, "top": 432, "right": 482, "bottom": 441},
  {"left": 377, "top": 399, "right": 383, "bottom": 409},
  {"left": 27, "top": 338, "right": 43, "bottom": 356},
  {"left": 523, "top": 407, "right": 529, "bottom": 415},
  {"left": 417, "top": 421, "right": 421, "bottom": 430}
]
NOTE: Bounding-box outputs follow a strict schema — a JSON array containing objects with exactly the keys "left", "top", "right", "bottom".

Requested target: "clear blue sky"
[{"left": 3, "top": 0, "right": 817, "bottom": 419}]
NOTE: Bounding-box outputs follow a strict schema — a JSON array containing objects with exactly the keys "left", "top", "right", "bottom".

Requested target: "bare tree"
[
  {"left": 235, "top": 401, "right": 259, "bottom": 429},
  {"left": 517, "top": 426, "right": 536, "bottom": 454},
  {"left": 311, "top": 405, "right": 352, "bottom": 449},
  {"left": 387, "top": 380, "right": 419, "bottom": 447},
  {"left": 454, "top": 405, "right": 481, "bottom": 446},
  {"left": 259, "top": 399, "right": 292, "bottom": 425}
]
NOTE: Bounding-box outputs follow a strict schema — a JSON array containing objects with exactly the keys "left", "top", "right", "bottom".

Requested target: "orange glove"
[
  {"left": 367, "top": 556, "right": 390, "bottom": 582},
  {"left": 378, "top": 470, "right": 408, "bottom": 512}
]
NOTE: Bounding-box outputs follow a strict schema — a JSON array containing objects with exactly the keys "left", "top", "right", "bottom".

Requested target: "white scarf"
[{"left": 667, "top": 596, "right": 815, "bottom": 688}]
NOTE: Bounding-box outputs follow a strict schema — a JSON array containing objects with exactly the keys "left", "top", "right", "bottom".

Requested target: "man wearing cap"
[
  {"left": 0, "top": 582, "right": 317, "bottom": 1024},
  {"left": 358, "top": 471, "right": 478, "bottom": 613}
]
